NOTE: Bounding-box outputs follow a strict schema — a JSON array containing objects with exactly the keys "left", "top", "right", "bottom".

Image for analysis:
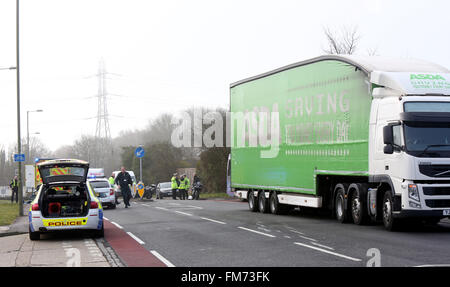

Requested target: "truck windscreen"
[{"left": 404, "top": 123, "right": 450, "bottom": 157}]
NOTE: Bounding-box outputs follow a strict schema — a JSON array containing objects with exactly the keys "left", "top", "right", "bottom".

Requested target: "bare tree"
[
  {"left": 366, "top": 47, "right": 379, "bottom": 56},
  {"left": 323, "top": 25, "right": 361, "bottom": 55}
]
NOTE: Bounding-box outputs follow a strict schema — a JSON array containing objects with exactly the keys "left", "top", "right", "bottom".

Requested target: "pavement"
[
  {"left": 0, "top": 203, "right": 117, "bottom": 267},
  {"left": 0, "top": 233, "right": 111, "bottom": 267},
  {"left": 0, "top": 200, "right": 170, "bottom": 267}
]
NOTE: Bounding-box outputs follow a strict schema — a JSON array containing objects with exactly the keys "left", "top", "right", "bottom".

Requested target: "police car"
[
  {"left": 88, "top": 178, "right": 116, "bottom": 209},
  {"left": 28, "top": 159, "right": 104, "bottom": 240}
]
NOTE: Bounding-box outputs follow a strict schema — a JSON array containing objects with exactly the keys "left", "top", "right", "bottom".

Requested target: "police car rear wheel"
[
  {"left": 93, "top": 224, "right": 104, "bottom": 238},
  {"left": 29, "top": 227, "right": 40, "bottom": 241}
]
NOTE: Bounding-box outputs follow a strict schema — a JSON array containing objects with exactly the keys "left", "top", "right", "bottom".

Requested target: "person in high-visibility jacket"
[
  {"left": 109, "top": 173, "right": 120, "bottom": 205},
  {"left": 179, "top": 175, "right": 187, "bottom": 200},
  {"left": 171, "top": 173, "right": 179, "bottom": 200},
  {"left": 9, "top": 176, "right": 19, "bottom": 203}
]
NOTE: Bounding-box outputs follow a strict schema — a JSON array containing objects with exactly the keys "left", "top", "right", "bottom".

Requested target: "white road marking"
[
  {"left": 287, "top": 229, "right": 305, "bottom": 235},
  {"left": 294, "top": 242, "right": 361, "bottom": 262},
  {"left": 257, "top": 227, "right": 272, "bottom": 233},
  {"left": 150, "top": 250, "right": 175, "bottom": 267},
  {"left": 168, "top": 203, "right": 181, "bottom": 206},
  {"left": 414, "top": 264, "right": 450, "bottom": 267},
  {"left": 142, "top": 204, "right": 150, "bottom": 207},
  {"left": 200, "top": 217, "right": 226, "bottom": 225},
  {"left": 185, "top": 205, "right": 203, "bottom": 209},
  {"left": 238, "top": 226, "right": 276, "bottom": 238},
  {"left": 127, "top": 232, "right": 145, "bottom": 245},
  {"left": 111, "top": 221, "right": 123, "bottom": 229},
  {"left": 155, "top": 206, "right": 169, "bottom": 211},
  {"left": 298, "top": 235, "right": 317, "bottom": 242},
  {"left": 175, "top": 211, "right": 193, "bottom": 216},
  {"left": 310, "top": 242, "right": 335, "bottom": 250},
  {"left": 103, "top": 217, "right": 109, "bottom": 221}
]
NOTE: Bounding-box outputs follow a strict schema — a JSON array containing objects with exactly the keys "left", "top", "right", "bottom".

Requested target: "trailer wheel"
[
  {"left": 269, "top": 192, "right": 279, "bottom": 214},
  {"left": 258, "top": 192, "right": 269, "bottom": 213},
  {"left": 248, "top": 191, "right": 258, "bottom": 212},
  {"left": 349, "top": 183, "right": 369, "bottom": 225},
  {"left": 334, "top": 184, "right": 350, "bottom": 223},
  {"left": 270, "top": 192, "right": 290, "bottom": 215}
]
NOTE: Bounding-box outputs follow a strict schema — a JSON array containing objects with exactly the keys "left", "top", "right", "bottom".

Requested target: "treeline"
[{"left": 120, "top": 107, "right": 230, "bottom": 193}]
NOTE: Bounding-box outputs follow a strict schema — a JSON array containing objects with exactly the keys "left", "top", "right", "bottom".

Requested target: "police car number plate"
[
  {"left": 43, "top": 218, "right": 87, "bottom": 227},
  {"left": 443, "top": 210, "right": 450, "bottom": 216}
]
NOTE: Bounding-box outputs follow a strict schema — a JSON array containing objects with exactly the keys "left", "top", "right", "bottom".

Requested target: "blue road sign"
[
  {"left": 14, "top": 154, "right": 25, "bottom": 162},
  {"left": 135, "top": 147, "right": 145, "bottom": 158}
]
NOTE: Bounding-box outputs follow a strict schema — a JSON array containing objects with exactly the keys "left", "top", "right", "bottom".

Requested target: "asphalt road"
[{"left": 103, "top": 198, "right": 450, "bottom": 267}]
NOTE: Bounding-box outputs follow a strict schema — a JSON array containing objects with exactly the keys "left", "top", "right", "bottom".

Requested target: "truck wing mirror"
[
  {"left": 384, "top": 144, "right": 394, "bottom": 154},
  {"left": 383, "top": 125, "right": 394, "bottom": 145}
]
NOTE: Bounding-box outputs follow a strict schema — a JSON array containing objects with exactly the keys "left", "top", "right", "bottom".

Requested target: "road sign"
[
  {"left": 25, "top": 165, "right": 35, "bottom": 188},
  {"left": 14, "top": 154, "right": 25, "bottom": 162},
  {"left": 137, "top": 182, "right": 145, "bottom": 198},
  {"left": 135, "top": 147, "right": 145, "bottom": 158}
]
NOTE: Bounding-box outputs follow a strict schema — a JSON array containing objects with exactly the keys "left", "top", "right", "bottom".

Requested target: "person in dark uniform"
[{"left": 114, "top": 167, "right": 133, "bottom": 208}]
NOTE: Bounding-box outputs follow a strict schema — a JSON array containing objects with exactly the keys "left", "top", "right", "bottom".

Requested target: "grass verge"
[{"left": 0, "top": 201, "right": 19, "bottom": 226}]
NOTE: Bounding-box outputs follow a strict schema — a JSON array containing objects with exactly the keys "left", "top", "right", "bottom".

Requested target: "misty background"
[{"left": 0, "top": 0, "right": 449, "bottom": 191}]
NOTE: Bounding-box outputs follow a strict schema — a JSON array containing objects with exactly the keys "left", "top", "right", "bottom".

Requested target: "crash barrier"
[
  {"left": 0, "top": 186, "right": 10, "bottom": 198},
  {"left": 0, "top": 186, "right": 31, "bottom": 200}
]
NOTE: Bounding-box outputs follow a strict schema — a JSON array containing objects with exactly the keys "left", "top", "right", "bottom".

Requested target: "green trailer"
[{"left": 228, "top": 55, "right": 450, "bottom": 230}]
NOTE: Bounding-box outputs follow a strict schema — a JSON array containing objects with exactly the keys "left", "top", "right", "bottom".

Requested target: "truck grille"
[
  {"left": 419, "top": 164, "right": 450, "bottom": 178},
  {"left": 423, "top": 187, "right": 450, "bottom": 196},
  {"left": 425, "top": 200, "right": 450, "bottom": 208}
]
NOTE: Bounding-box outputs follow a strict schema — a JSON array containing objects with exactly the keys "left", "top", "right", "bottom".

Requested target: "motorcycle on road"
[{"left": 191, "top": 182, "right": 202, "bottom": 200}]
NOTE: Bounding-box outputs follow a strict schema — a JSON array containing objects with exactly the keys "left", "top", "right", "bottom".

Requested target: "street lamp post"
[
  {"left": 27, "top": 110, "right": 43, "bottom": 164},
  {"left": 16, "top": 0, "right": 23, "bottom": 216}
]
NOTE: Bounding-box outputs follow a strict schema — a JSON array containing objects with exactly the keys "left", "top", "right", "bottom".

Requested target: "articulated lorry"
[{"left": 228, "top": 55, "right": 450, "bottom": 230}]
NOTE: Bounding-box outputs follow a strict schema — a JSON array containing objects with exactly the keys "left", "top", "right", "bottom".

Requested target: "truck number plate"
[{"left": 444, "top": 210, "right": 450, "bottom": 216}]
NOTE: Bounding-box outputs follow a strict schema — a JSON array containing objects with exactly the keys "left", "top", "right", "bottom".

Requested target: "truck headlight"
[
  {"left": 408, "top": 184, "right": 420, "bottom": 202},
  {"left": 409, "top": 201, "right": 421, "bottom": 209}
]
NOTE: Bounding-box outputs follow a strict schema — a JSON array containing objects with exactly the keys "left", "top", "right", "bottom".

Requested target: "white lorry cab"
[{"left": 369, "top": 63, "right": 450, "bottom": 229}]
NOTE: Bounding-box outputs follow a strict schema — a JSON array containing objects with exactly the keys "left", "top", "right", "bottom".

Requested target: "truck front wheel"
[
  {"left": 382, "top": 191, "right": 400, "bottom": 231},
  {"left": 350, "top": 184, "right": 369, "bottom": 225}
]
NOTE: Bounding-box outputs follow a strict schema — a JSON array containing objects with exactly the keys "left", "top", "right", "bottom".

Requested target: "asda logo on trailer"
[{"left": 410, "top": 74, "right": 446, "bottom": 81}]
